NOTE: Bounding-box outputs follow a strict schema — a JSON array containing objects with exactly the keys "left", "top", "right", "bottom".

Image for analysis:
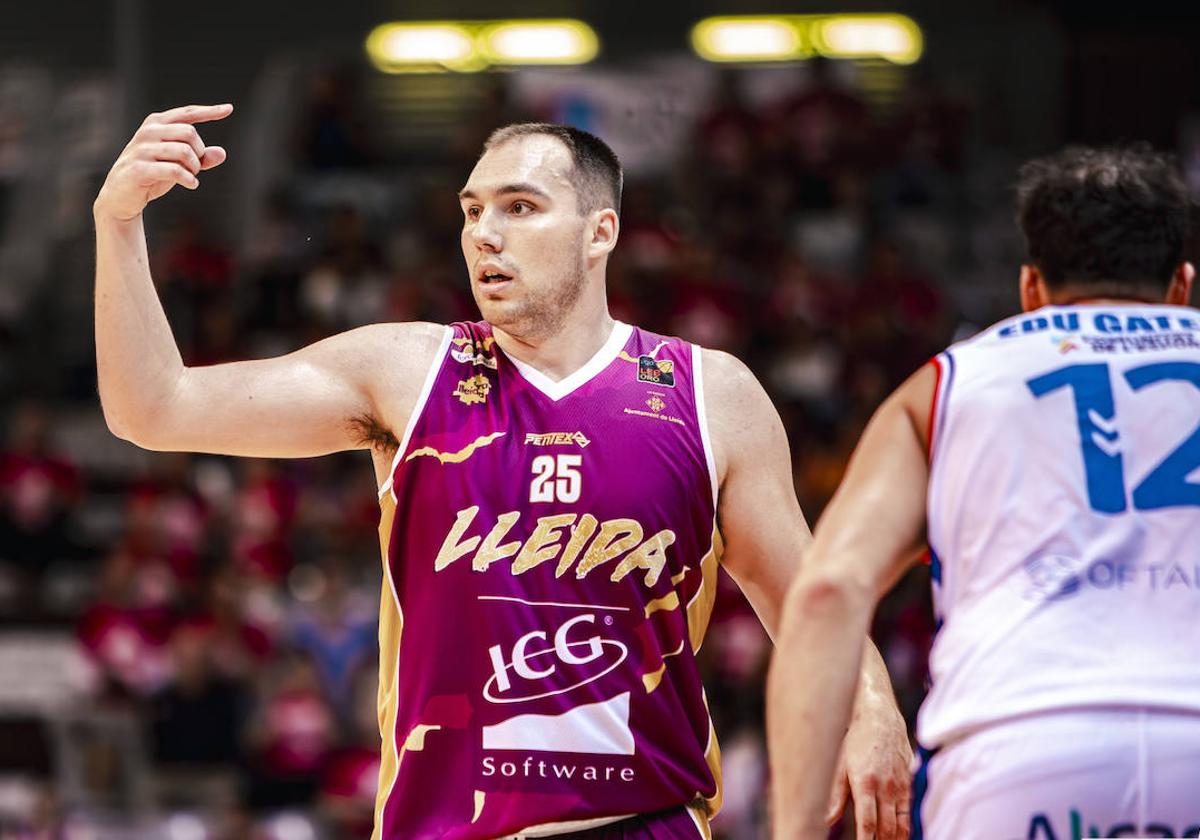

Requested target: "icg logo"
[{"left": 484, "top": 613, "right": 628, "bottom": 704}]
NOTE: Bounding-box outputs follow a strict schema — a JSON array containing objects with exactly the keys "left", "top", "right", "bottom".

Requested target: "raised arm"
[
  {"left": 767, "top": 363, "right": 937, "bottom": 840},
  {"left": 701, "top": 349, "right": 911, "bottom": 840},
  {"left": 94, "top": 105, "right": 444, "bottom": 462}
]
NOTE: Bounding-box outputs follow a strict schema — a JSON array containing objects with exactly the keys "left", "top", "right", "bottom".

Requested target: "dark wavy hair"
[
  {"left": 1015, "top": 144, "right": 1194, "bottom": 292},
  {"left": 484, "top": 123, "right": 623, "bottom": 216}
]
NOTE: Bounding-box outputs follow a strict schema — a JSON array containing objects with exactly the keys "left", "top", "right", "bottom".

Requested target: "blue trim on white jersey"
[{"left": 911, "top": 743, "right": 938, "bottom": 840}]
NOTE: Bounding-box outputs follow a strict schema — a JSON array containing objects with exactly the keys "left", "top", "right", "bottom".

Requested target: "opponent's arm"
[
  {"left": 767, "top": 363, "right": 936, "bottom": 840},
  {"left": 95, "top": 105, "right": 443, "bottom": 458},
  {"left": 702, "top": 349, "right": 911, "bottom": 840}
]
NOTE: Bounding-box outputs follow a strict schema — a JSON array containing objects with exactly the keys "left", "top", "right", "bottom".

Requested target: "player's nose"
[{"left": 469, "top": 207, "right": 503, "bottom": 252}]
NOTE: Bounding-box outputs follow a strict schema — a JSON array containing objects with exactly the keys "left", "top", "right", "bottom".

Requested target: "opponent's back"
[{"left": 920, "top": 303, "right": 1200, "bottom": 747}]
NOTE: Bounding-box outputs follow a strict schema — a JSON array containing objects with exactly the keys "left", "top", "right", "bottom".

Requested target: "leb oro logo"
[
  {"left": 636, "top": 355, "right": 675, "bottom": 387},
  {"left": 484, "top": 613, "right": 628, "bottom": 704}
]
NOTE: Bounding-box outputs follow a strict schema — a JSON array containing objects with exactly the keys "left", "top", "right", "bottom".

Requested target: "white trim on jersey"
[
  {"left": 378, "top": 325, "right": 454, "bottom": 500},
  {"left": 691, "top": 343, "right": 719, "bottom": 508},
  {"left": 500, "top": 321, "right": 633, "bottom": 402}
]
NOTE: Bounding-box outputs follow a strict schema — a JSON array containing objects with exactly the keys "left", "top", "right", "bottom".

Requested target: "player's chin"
[{"left": 474, "top": 296, "right": 523, "bottom": 328}]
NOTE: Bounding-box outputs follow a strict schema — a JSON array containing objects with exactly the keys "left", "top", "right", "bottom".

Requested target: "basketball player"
[
  {"left": 768, "top": 144, "right": 1200, "bottom": 840},
  {"left": 94, "top": 105, "right": 911, "bottom": 839}
]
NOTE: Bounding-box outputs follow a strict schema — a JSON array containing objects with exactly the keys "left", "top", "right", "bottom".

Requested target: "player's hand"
[
  {"left": 94, "top": 103, "right": 233, "bottom": 222},
  {"left": 827, "top": 704, "right": 913, "bottom": 840}
]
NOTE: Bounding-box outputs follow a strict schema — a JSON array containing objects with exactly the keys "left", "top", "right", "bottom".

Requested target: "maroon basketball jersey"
[{"left": 373, "top": 320, "right": 723, "bottom": 839}]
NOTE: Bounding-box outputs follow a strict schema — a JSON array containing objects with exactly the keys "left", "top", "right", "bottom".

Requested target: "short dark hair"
[
  {"left": 483, "top": 123, "right": 623, "bottom": 215},
  {"left": 1015, "top": 144, "right": 1193, "bottom": 292}
]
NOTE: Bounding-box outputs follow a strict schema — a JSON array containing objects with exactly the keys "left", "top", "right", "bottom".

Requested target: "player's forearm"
[
  {"left": 94, "top": 210, "right": 186, "bottom": 443},
  {"left": 852, "top": 637, "right": 903, "bottom": 728},
  {"left": 767, "top": 570, "right": 871, "bottom": 840}
]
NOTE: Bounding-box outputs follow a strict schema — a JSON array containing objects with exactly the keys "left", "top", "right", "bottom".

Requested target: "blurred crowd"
[{"left": 0, "top": 57, "right": 1027, "bottom": 839}]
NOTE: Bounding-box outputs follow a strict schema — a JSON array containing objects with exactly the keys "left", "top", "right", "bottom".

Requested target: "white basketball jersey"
[{"left": 919, "top": 303, "right": 1200, "bottom": 749}]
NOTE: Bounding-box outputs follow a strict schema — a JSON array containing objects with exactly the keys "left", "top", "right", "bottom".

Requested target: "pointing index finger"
[{"left": 156, "top": 103, "right": 234, "bottom": 125}]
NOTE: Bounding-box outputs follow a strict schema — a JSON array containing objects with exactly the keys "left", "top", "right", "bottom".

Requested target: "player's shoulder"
[
  {"left": 344, "top": 321, "right": 451, "bottom": 366},
  {"left": 698, "top": 347, "right": 764, "bottom": 404},
  {"left": 696, "top": 347, "right": 780, "bottom": 455},
  {"left": 352, "top": 320, "right": 450, "bottom": 350}
]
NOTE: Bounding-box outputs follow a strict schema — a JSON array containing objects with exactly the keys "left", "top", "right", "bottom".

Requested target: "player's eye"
[
  {"left": 465, "top": 206, "right": 481, "bottom": 220},
  {"left": 510, "top": 201, "right": 533, "bottom": 215}
]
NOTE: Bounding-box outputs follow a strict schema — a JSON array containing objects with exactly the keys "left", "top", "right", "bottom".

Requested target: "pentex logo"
[
  {"left": 483, "top": 611, "right": 628, "bottom": 704},
  {"left": 524, "top": 431, "right": 591, "bottom": 448}
]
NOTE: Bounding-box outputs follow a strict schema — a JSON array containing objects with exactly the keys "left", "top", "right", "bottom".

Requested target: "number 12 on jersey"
[
  {"left": 530, "top": 454, "right": 582, "bottom": 503},
  {"left": 1027, "top": 361, "right": 1200, "bottom": 513}
]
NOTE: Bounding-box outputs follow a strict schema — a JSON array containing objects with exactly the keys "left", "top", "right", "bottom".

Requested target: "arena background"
[{"left": 0, "top": 1, "right": 1197, "bottom": 837}]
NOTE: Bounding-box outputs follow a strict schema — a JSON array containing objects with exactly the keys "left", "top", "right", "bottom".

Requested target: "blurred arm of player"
[
  {"left": 766, "top": 363, "right": 937, "bottom": 840},
  {"left": 703, "top": 350, "right": 912, "bottom": 840},
  {"left": 93, "top": 105, "right": 444, "bottom": 477}
]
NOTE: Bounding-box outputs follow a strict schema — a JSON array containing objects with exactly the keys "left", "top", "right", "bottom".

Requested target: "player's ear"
[
  {"left": 585, "top": 209, "right": 619, "bottom": 261},
  {"left": 1165, "top": 261, "right": 1194, "bottom": 306},
  {"left": 1019, "top": 264, "right": 1049, "bottom": 312}
]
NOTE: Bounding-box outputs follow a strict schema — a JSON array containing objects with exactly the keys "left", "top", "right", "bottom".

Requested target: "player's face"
[{"left": 459, "top": 135, "right": 589, "bottom": 339}]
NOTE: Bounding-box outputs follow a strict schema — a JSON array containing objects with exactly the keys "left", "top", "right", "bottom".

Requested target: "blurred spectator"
[
  {"left": 150, "top": 622, "right": 250, "bottom": 766},
  {"left": 287, "top": 561, "right": 376, "bottom": 724},
  {"left": 191, "top": 565, "right": 275, "bottom": 682},
  {"left": 300, "top": 204, "right": 387, "bottom": 331},
  {"left": 317, "top": 665, "right": 380, "bottom": 839},
  {"left": 0, "top": 401, "right": 81, "bottom": 597},
  {"left": 245, "top": 652, "right": 338, "bottom": 812},
  {"left": 294, "top": 66, "right": 375, "bottom": 170},
  {"left": 77, "top": 547, "right": 175, "bottom": 699},
  {"left": 123, "top": 453, "right": 211, "bottom": 591},
  {"left": 692, "top": 71, "right": 764, "bottom": 187},
  {"left": 154, "top": 215, "right": 236, "bottom": 362},
  {"left": 772, "top": 57, "right": 870, "bottom": 209},
  {"left": 232, "top": 460, "right": 297, "bottom": 581}
]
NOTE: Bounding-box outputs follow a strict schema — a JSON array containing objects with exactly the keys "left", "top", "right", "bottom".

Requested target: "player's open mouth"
[{"left": 476, "top": 265, "right": 515, "bottom": 288}]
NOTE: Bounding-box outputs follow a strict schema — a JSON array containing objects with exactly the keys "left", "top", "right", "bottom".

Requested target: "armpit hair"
[{"left": 348, "top": 413, "right": 399, "bottom": 455}]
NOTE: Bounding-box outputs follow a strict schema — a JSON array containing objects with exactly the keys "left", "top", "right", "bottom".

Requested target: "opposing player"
[
  {"left": 94, "top": 105, "right": 911, "bottom": 839},
  {"left": 768, "top": 144, "right": 1200, "bottom": 840}
]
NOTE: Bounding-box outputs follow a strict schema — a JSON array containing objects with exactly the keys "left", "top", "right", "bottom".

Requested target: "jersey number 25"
[{"left": 530, "top": 455, "right": 582, "bottom": 504}]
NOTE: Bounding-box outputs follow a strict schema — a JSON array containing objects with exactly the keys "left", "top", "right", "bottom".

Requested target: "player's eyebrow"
[{"left": 458, "top": 183, "right": 553, "bottom": 202}]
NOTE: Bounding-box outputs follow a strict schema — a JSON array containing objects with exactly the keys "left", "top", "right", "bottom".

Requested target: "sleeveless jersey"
[
  {"left": 371, "top": 320, "right": 723, "bottom": 839},
  {"left": 920, "top": 303, "right": 1200, "bottom": 749}
]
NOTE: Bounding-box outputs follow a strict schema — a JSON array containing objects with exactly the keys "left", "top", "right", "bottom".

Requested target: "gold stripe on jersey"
[
  {"left": 642, "top": 638, "right": 686, "bottom": 693},
  {"left": 686, "top": 801, "right": 714, "bottom": 840},
  {"left": 644, "top": 590, "right": 680, "bottom": 618},
  {"left": 686, "top": 526, "right": 724, "bottom": 653},
  {"left": 372, "top": 494, "right": 404, "bottom": 840},
  {"left": 472, "top": 790, "right": 486, "bottom": 823},
  {"left": 405, "top": 431, "right": 506, "bottom": 465},
  {"left": 700, "top": 688, "right": 724, "bottom": 816}
]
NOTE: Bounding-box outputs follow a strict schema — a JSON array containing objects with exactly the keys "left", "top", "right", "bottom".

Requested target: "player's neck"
[
  {"left": 1050, "top": 295, "right": 1158, "bottom": 306},
  {"left": 492, "top": 303, "right": 618, "bottom": 382}
]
